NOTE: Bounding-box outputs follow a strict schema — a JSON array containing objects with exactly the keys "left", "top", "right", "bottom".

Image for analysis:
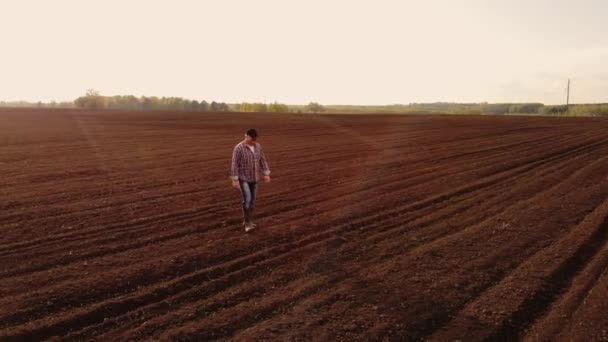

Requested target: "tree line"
[
  {"left": 238, "top": 102, "right": 325, "bottom": 113},
  {"left": 74, "top": 90, "right": 230, "bottom": 112},
  {"left": 2, "top": 93, "right": 607, "bottom": 116},
  {"left": 0, "top": 100, "right": 75, "bottom": 108},
  {"left": 319, "top": 102, "right": 608, "bottom": 116},
  {"left": 73, "top": 90, "right": 327, "bottom": 113}
]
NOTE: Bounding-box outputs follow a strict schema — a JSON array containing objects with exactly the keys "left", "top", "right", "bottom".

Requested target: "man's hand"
[
  {"left": 263, "top": 175, "right": 271, "bottom": 183},
  {"left": 232, "top": 179, "right": 240, "bottom": 189}
]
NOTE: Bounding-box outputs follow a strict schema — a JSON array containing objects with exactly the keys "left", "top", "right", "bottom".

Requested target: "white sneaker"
[{"left": 244, "top": 222, "right": 255, "bottom": 232}]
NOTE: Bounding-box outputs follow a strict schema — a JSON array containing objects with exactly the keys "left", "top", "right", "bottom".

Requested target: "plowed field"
[{"left": 1, "top": 108, "right": 608, "bottom": 341}]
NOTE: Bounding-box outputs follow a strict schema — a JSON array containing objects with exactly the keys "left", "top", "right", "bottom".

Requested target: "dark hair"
[{"left": 246, "top": 128, "right": 258, "bottom": 138}]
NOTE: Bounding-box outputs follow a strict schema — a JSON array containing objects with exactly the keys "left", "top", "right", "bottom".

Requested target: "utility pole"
[{"left": 566, "top": 78, "right": 570, "bottom": 107}]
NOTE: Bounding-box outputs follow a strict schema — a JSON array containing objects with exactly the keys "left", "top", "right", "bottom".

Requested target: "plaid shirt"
[{"left": 230, "top": 140, "right": 271, "bottom": 182}]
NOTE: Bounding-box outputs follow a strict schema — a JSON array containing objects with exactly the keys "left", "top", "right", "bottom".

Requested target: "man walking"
[{"left": 230, "top": 128, "right": 271, "bottom": 232}]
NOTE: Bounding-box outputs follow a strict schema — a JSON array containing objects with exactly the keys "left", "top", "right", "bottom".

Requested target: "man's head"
[{"left": 245, "top": 128, "right": 258, "bottom": 145}]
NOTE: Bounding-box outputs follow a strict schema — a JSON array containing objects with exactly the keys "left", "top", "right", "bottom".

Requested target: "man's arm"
[
  {"left": 259, "top": 146, "right": 271, "bottom": 177},
  {"left": 230, "top": 146, "right": 240, "bottom": 183},
  {"left": 259, "top": 145, "right": 271, "bottom": 183}
]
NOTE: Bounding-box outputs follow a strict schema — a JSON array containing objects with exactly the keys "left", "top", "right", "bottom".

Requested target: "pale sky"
[{"left": 1, "top": 0, "right": 607, "bottom": 105}]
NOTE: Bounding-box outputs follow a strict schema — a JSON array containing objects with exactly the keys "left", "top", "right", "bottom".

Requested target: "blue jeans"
[{"left": 239, "top": 180, "right": 258, "bottom": 210}]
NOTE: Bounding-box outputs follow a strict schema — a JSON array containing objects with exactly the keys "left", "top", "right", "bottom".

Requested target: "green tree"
[
  {"left": 540, "top": 105, "right": 568, "bottom": 115},
  {"left": 238, "top": 102, "right": 268, "bottom": 112},
  {"left": 268, "top": 102, "right": 289, "bottom": 112},
  {"left": 190, "top": 100, "right": 200, "bottom": 111},
  {"left": 200, "top": 100, "right": 209, "bottom": 112},
  {"left": 210, "top": 101, "right": 220, "bottom": 111},
  {"left": 74, "top": 89, "right": 108, "bottom": 110},
  {"left": 218, "top": 102, "right": 230, "bottom": 112},
  {"left": 305, "top": 102, "right": 325, "bottom": 113}
]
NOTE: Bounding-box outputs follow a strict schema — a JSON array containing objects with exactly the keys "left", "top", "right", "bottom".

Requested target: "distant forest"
[
  {"left": 1, "top": 90, "right": 607, "bottom": 116},
  {"left": 318, "top": 103, "right": 608, "bottom": 117}
]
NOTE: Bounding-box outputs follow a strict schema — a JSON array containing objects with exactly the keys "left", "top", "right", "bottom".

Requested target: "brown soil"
[{"left": 1, "top": 108, "right": 608, "bottom": 341}]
